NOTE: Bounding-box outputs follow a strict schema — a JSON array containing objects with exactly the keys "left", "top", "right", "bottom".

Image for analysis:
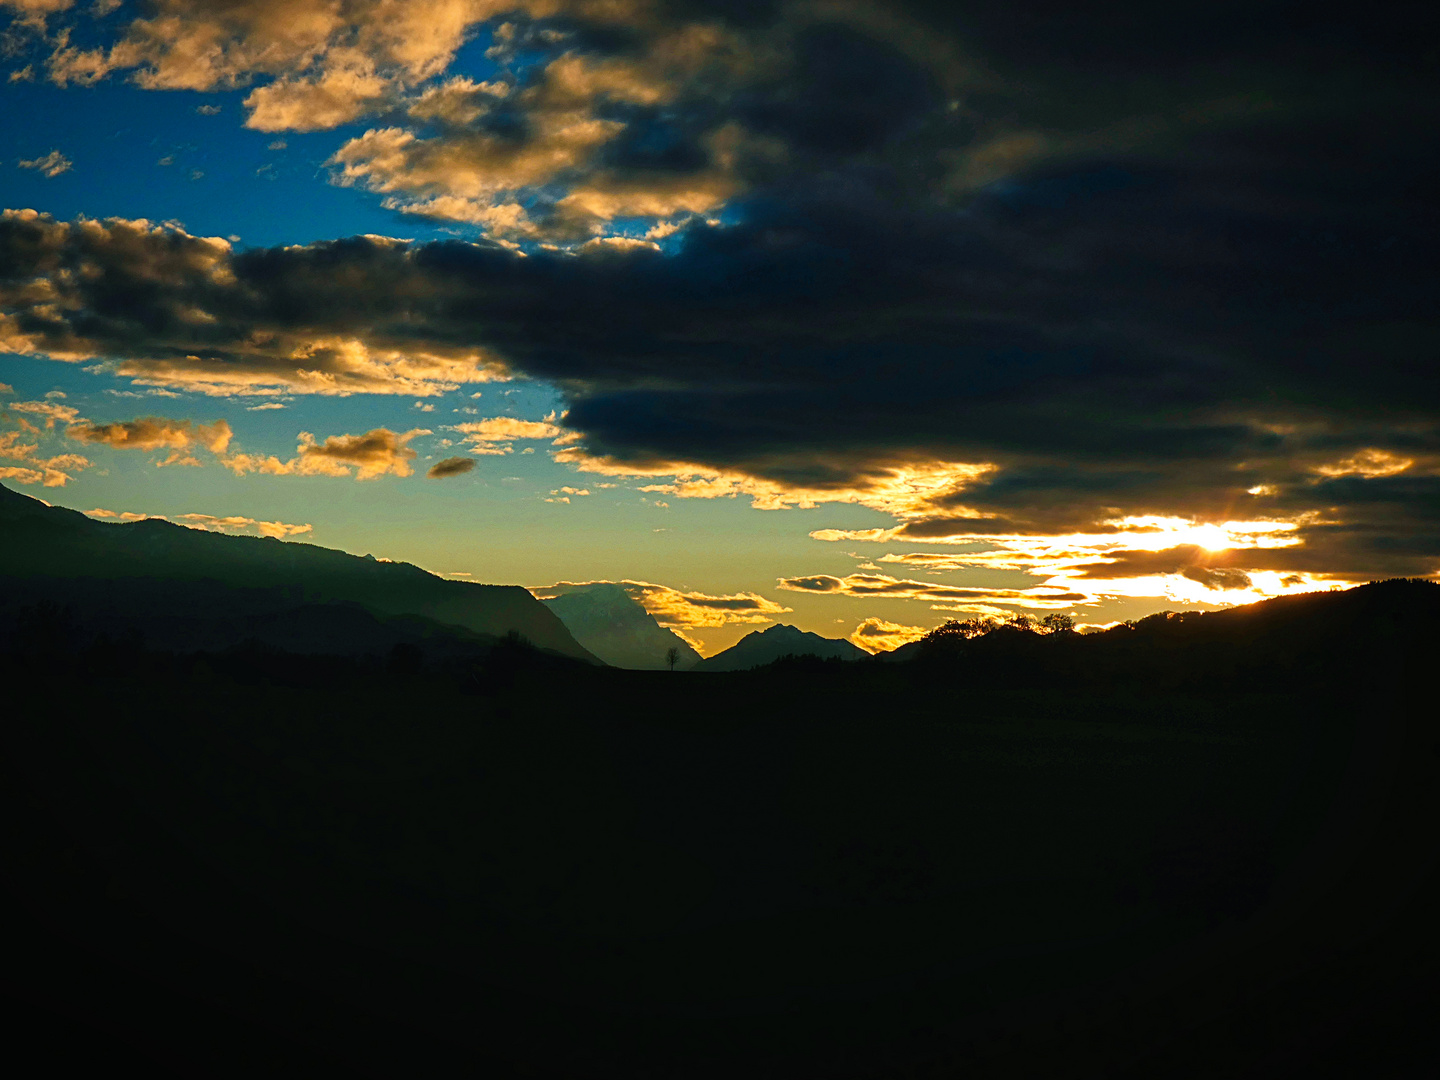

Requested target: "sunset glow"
[{"left": 3, "top": 0, "right": 1435, "bottom": 654}]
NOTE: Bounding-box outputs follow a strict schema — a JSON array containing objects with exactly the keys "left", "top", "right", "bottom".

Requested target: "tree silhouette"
[
  {"left": 1041, "top": 613, "right": 1075, "bottom": 635},
  {"left": 922, "top": 617, "right": 996, "bottom": 645},
  {"left": 665, "top": 646, "right": 681, "bottom": 671}
]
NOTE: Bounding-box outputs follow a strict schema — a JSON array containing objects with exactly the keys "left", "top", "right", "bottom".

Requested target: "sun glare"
[{"left": 1110, "top": 515, "right": 1301, "bottom": 552}]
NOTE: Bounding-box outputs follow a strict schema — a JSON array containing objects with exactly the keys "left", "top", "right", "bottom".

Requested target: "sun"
[{"left": 1189, "top": 523, "right": 1232, "bottom": 551}]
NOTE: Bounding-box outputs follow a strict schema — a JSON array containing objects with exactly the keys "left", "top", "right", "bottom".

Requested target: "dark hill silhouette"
[
  {"left": 4, "top": 516, "right": 1437, "bottom": 1078},
  {"left": 540, "top": 582, "right": 701, "bottom": 670},
  {"left": 691, "top": 622, "right": 869, "bottom": 671},
  {"left": 0, "top": 482, "right": 598, "bottom": 663},
  {"left": 895, "top": 579, "right": 1440, "bottom": 692}
]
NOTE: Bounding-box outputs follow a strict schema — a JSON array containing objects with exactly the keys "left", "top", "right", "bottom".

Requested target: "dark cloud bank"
[{"left": 2, "top": 1, "right": 1437, "bottom": 578}]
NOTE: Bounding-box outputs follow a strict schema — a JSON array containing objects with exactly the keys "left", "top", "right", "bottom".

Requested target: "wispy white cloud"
[{"left": 17, "top": 149, "right": 72, "bottom": 177}]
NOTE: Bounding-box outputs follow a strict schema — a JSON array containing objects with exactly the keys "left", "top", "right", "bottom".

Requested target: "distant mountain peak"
[
  {"left": 692, "top": 621, "right": 867, "bottom": 672},
  {"left": 540, "top": 581, "right": 701, "bottom": 670}
]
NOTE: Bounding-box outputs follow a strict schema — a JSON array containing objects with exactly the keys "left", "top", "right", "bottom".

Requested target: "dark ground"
[{"left": 3, "top": 585, "right": 1437, "bottom": 1077}]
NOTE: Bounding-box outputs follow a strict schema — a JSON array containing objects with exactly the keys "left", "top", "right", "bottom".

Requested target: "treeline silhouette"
[{"left": 3, "top": 581, "right": 1437, "bottom": 1078}]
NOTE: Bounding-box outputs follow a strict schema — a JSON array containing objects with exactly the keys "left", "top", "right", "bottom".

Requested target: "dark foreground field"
[{"left": 3, "top": 589, "right": 1436, "bottom": 1077}]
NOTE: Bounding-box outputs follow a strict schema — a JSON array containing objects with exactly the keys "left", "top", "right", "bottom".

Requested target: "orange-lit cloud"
[
  {"left": 565, "top": 450, "right": 998, "bottom": 514},
  {"left": 173, "top": 512, "right": 313, "bottom": 538},
  {"left": 86, "top": 506, "right": 313, "bottom": 538},
  {"left": 17, "top": 149, "right": 71, "bottom": 177},
  {"left": 778, "top": 572, "right": 1089, "bottom": 610},
  {"left": 535, "top": 578, "right": 791, "bottom": 632},
  {"left": 223, "top": 427, "right": 427, "bottom": 480},
  {"left": 1309, "top": 448, "right": 1414, "bottom": 479},
  {"left": 10, "top": 399, "right": 80, "bottom": 428},
  {"left": 811, "top": 514, "right": 1357, "bottom": 609},
  {"left": 67, "top": 416, "right": 232, "bottom": 466},
  {"left": 848, "top": 617, "right": 929, "bottom": 654},
  {"left": 0, "top": 424, "right": 90, "bottom": 486},
  {"left": 449, "top": 416, "right": 563, "bottom": 445}
]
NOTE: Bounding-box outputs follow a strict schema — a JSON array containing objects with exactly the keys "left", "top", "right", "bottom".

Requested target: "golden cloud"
[
  {"left": 777, "top": 572, "right": 1089, "bottom": 610},
  {"left": 1310, "top": 448, "right": 1415, "bottom": 479},
  {"left": 44, "top": 0, "right": 515, "bottom": 93},
  {"left": 10, "top": 399, "right": 80, "bottom": 428},
  {"left": 244, "top": 64, "right": 393, "bottom": 132},
  {"left": 534, "top": 578, "right": 791, "bottom": 630},
  {"left": 0, "top": 464, "right": 45, "bottom": 484},
  {"left": 0, "top": 424, "right": 90, "bottom": 486},
  {"left": 67, "top": 416, "right": 233, "bottom": 466},
  {"left": 566, "top": 449, "right": 998, "bottom": 514},
  {"left": 173, "top": 512, "right": 313, "bottom": 538},
  {"left": 448, "top": 416, "right": 564, "bottom": 445},
  {"left": 812, "top": 514, "right": 1353, "bottom": 609},
  {"left": 222, "top": 426, "right": 427, "bottom": 480},
  {"left": 848, "top": 617, "right": 929, "bottom": 654},
  {"left": 86, "top": 506, "right": 313, "bottom": 538},
  {"left": 17, "top": 149, "right": 72, "bottom": 177},
  {"left": 113, "top": 336, "right": 507, "bottom": 398},
  {"left": 322, "top": 20, "right": 750, "bottom": 239}
]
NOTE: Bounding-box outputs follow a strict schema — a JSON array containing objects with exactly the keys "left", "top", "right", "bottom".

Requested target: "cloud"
[
  {"left": 222, "top": 426, "right": 426, "bottom": 480},
  {"left": 9, "top": 399, "right": 80, "bottom": 428},
  {"left": 0, "top": 211, "right": 508, "bottom": 396},
  {"left": 5, "top": 3, "right": 1439, "bottom": 588},
  {"left": 536, "top": 579, "right": 791, "bottom": 630},
  {"left": 88, "top": 506, "right": 312, "bottom": 538},
  {"left": 246, "top": 65, "right": 391, "bottom": 132},
  {"left": 17, "top": 150, "right": 72, "bottom": 177},
  {"left": 848, "top": 617, "right": 929, "bottom": 654},
  {"left": 3, "top": 0, "right": 76, "bottom": 20},
  {"left": 0, "top": 464, "right": 45, "bottom": 484},
  {"left": 21, "top": 1, "right": 953, "bottom": 240},
  {"left": 0, "top": 426, "right": 90, "bottom": 486},
  {"left": 5, "top": 197, "right": 1436, "bottom": 588},
  {"left": 83, "top": 507, "right": 154, "bottom": 522},
  {"left": 67, "top": 416, "right": 232, "bottom": 466},
  {"left": 1310, "top": 449, "right": 1414, "bottom": 479},
  {"left": 426, "top": 455, "right": 474, "bottom": 478},
  {"left": 777, "top": 572, "right": 1090, "bottom": 611},
  {"left": 173, "top": 512, "right": 310, "bottom": 538},
  {"left": 447, "top": 416, "right": 563, "bottom": 445},
  {"left": 41, "top": 0, "right": 513, "bottom": 92}
]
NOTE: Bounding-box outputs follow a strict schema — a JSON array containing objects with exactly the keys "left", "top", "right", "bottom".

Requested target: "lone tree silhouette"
[{"left": 665, "top": 646, "right": 681, "bottom": 671}]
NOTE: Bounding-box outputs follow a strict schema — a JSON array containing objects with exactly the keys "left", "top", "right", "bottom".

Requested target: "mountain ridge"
[
  {"left": 540, "top": 582, "right": 701, "bottom": 670},
  {"left": 691, "top": 622, "right": 869, "bottom": 672},
  {"left": 0, "top": 482, "right": 599, "bottom": 664}
]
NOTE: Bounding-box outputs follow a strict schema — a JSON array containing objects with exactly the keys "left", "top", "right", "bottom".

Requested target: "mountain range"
[
  {"left": 539, "top": 582, "right": 701, "bottom": 670},
  {"left": 0, "top": 483, "right": 597, "bottom": 664},
  {"left": 691, "top": 622, "right": 869, "bottom": 671}
]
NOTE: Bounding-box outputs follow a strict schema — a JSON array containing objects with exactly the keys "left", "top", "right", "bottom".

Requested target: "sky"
[{"left": 1, "top": 1, "right": 1436, "bottom": 656}]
